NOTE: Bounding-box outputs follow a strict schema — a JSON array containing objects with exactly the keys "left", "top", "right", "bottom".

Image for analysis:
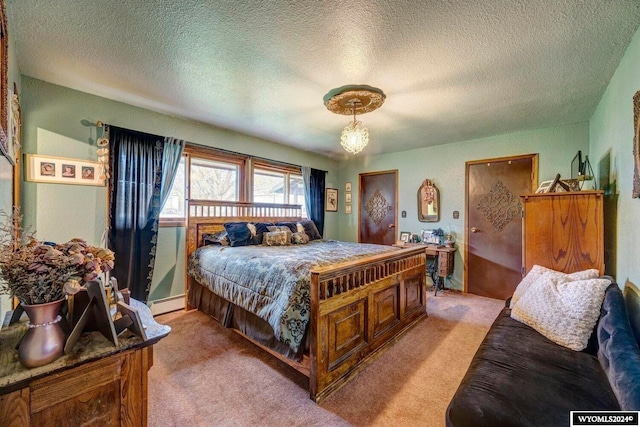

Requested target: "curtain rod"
[{"left": 97, "top": 122, "right": 327, "bottom": 174}]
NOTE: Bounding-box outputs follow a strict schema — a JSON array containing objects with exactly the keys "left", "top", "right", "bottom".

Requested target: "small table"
[
  {"left": 394, "top": 243, "right": 457, "bottom": 295},
  {"left": 0, "top": 299, "right": 170, "bottom": 426}
]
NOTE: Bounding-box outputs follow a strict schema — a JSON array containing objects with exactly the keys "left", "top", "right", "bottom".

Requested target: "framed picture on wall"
[
  {"left": 345, "top": 192, "right": 352, "bottom": 203},
  {"left": 345, "top": 204, "right": 352, "bottom": 214},
  {"left": 25, "top": 154, "right": 105, "bottom": 186},
  {"left": 345, "top": 182, "right": 352, "bottom": 192},
  {"left": 325, "top": 188, "right": 338, "bottom": 212}
]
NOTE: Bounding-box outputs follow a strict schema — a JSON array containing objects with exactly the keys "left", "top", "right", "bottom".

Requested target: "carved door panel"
[
  {"left": 466, "top": 155, "right": 537, "bottom": 299},
  {"left": 359, "top": 170, "right": 397, "bottom": 245}
]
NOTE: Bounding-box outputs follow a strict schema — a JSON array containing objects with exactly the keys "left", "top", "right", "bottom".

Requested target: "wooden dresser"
[
  {"left": 521, "top": 190, "right": 604, "bottom": 275},
  {"left": 0, "top": 300, "right": 170, "bottom": 427}
]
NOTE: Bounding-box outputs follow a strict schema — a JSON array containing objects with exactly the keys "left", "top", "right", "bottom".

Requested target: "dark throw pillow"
[
  {"left": 202, "top": 230, "right": 229, "bottom": 246},
  {"left": 275, "top": 222, "right": 297, "bottom": 233},
  {"left": 297, "top": 220, "right": 322, "bottom": 240},
  {"left": 223, "top": 222, "right": 252, "bottom": 247},
  {"left": 250, "top": 222, "right": 272, "bottom": 245}
]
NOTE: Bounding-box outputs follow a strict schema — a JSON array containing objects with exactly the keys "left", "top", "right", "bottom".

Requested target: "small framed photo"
[
  {"left": 345, "top": 192, "right": 352, "bottom": 203},
  {"left": 399, "top": 231, "right": 411, "bottom": 242},
  {"left": 345, "top": 204, "right": 352, "bottom": 214},
  {"left": 345, "top": 182, "right": 352, "bottom": 192},
  {"left": 325, "top": 188, "right": 338, "bottom": 212},
  {"left": 26, "top": 154, "right": 105, "bottom": 186}
]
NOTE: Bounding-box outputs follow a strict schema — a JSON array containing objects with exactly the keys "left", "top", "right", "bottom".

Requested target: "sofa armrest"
[{"left": 598, "top": 283, "right": 640, "bottom": 411}]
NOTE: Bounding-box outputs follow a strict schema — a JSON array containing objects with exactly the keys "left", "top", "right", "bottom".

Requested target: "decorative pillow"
[
  {"left": 247, "top": 223, "right": 257, "bottom": 237},
  {"left": 275, "top": 222, "right": 297, "bottom": 233},
  {"left": 223, "top": 222, "right": 252, "bottom": 247},
  {"left": 267, "top": 225, "right": 291, "bottom": 232},
  {"left": 247, "top": 222, "right": 271, "bottom": 245},
  {"left": 511, "top": 275, "right": 612, "bottom": 351},
  {"left": 297, "top": 220, "right": 322, "bottom": 240},
  {"left": 510, "top": 265, "right": 600, "bottom": 308},
  {"left": 263, "top": 230, "right": 291, "bottom": 246},
  {"left": 202, "top": 230, "right": 229, "bottom": 246},
  {"left": 291, "top": 231, "right": 310, "bottom": 244}
]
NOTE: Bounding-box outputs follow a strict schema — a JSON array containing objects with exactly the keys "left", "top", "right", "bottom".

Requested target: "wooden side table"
[
  {"left": 394, "top": 243, "right": 456, "bottom": 295},
  {"left": 0, "top": 299, "right": 170, "bottom": 426}
]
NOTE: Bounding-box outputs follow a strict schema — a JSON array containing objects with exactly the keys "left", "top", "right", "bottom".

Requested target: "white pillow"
[
  {"left": 509, "top": 265, "right": 599, "bottom": 308},
  {"left": 510, "top": 275, "right": 611, "bottom": 351}
]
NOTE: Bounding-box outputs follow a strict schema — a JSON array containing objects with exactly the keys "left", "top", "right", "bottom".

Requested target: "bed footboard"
[
  {"left": 186, "top": 199, "right": 428, "bottom": 403},
  {"left": 309, "top": 246, "right": 427, "bottom": 402}
]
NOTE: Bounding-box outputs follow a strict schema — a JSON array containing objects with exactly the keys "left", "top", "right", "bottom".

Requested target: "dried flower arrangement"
[{"left": 0, "top": 209, "right": 115, "bottom": 305}]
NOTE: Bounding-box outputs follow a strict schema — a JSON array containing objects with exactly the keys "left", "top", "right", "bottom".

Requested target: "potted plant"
[{"left": 0, "top": 209, "right": 115, "bottom": 367}]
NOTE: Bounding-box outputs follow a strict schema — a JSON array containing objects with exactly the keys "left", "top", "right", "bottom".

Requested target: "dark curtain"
[
  {"left": 108, "top": 126, "right": 164, "bottom": 303},
  {"left": 309, "top": 168, "right": 326, "bottom": 236}
]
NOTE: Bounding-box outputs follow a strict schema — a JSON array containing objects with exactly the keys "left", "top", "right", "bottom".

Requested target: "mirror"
[{"left": 418, "top": 179, "right": 439, "bottom": 222}]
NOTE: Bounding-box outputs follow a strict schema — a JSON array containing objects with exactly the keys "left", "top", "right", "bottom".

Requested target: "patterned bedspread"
[{"left": 187, "top": 240, "right": 397, "bottom": 352}]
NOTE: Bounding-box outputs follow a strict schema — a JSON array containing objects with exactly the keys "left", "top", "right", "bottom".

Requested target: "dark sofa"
[{"left": 446, "top": 282, "right": 640, "bottom": 427}]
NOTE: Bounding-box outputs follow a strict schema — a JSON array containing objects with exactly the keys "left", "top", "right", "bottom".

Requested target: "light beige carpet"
[{"left": 149, "top": 291, "right": 503, "bottom": 427}]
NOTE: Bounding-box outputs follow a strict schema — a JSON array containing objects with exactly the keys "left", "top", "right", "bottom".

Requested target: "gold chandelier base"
[{"left": 323, "top": 85, "right": 386, "bottom": 115}]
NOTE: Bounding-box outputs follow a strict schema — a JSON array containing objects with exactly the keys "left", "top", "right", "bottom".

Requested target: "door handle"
[
  {"left": 388, "top": 224, "right": 395, "bottom": 228},
  {"left": 471, "top": 227, "right": 478, "bottom": 233}
]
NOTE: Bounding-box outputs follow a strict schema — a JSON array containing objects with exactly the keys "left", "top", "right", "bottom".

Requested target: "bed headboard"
[{"left": 186, "top": 200, "right": 304, "bottom": 256}]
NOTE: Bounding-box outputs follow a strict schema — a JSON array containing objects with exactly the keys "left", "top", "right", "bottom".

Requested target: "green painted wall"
[
  {"left": 0, "top": 24, "right": 21, "bottom": 315},
  {"left": 337, "top": 122, "right": 590, "bottom": 291},
  {"left": 589, "top": 25, "right": 640, "bottom": 338},
  {"left": 20, "top": 77, "right": 339, "bottom": 303}
]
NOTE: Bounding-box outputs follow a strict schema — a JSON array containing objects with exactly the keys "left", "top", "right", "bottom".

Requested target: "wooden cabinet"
[
  {"left": 0, "top": 347, "right": 152, "bottom": 427},
  {"left": 521, "top": 191, "right": 604, "bottom": 275},
  {"left": 0, "top": 300, "right": 170, "bottom": 427}
]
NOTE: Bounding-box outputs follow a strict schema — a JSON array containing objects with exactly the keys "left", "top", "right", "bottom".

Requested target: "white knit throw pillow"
[
  {"left": 509, "top": 265, "right": 599, "bottom": 308},
  {"left": 511, "top": 275, "right": 611, "bottom": 351}
]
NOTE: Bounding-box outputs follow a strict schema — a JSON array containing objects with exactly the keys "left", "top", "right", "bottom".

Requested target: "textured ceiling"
[{"left": 7, "top": 0, "right": 640, "bottom": 159}]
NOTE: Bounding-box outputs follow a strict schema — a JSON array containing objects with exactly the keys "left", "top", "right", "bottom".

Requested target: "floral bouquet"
[{"left": 0, "top": 209, "right": 115, "bottom": 305}]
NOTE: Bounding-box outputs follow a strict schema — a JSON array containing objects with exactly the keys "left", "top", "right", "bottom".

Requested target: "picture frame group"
[{"left": 26, "top": 154, "right": 105, "bottom": 186}]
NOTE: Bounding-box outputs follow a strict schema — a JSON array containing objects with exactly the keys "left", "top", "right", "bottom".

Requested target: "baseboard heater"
[{"left": 149, "top": 294, "right": 185, "bottom": 316}]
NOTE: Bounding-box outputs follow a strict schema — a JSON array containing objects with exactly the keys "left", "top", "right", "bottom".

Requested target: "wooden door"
[
  {"left": 359, "top": 170, "right": 397, "bottom": 245},
  {"left": 465, "top": 155, "right": 537, "bottom": 299}
]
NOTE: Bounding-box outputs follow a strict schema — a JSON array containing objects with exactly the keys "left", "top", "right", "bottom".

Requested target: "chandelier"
[{"left": 324, "top": 85, "right": 385, "bottom": 154}]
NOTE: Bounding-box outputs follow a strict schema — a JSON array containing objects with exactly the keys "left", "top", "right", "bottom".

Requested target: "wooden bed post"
[{"left": 309, "top": 270, "right": 320, "bottom": 400}]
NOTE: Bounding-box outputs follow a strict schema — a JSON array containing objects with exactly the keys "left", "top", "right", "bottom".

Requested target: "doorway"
[
  {"left": 465, "top": 155, "right": 537, "bottom": 299},
  {"left": 358, "top": 170, "right": 398, "bottom": 245}
]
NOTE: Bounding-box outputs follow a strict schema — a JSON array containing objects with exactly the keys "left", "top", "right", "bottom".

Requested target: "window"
[
  {"left": 254, "top": 168, "right": 286, "bottom": 204},
  {"left": 160, "top": 157, "right": 186, "bottom": 220},
  {"left": 159, "top": 147, "right": 307, "bottom": 225},
  {"left": 289, "top": 174, "right": 305, "bottom": 213},
  {"left": 190, "top": 157, "right": 239, "bottom": 201},
  {"left": 253, "top": 163, "right": 306, "bottom": 218},
  {"left": 160, "top": 149, "right": 245, "bottom": 226}
]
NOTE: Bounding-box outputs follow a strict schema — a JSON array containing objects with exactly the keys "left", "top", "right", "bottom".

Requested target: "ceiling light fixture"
[{"left": 324, "top": 85, "right": 385, "bottom": 154}]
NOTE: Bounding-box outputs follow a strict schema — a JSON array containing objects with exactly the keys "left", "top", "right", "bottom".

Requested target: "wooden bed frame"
[{"left": 185, "top": 200, "right": 427, "bottom": 403}]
